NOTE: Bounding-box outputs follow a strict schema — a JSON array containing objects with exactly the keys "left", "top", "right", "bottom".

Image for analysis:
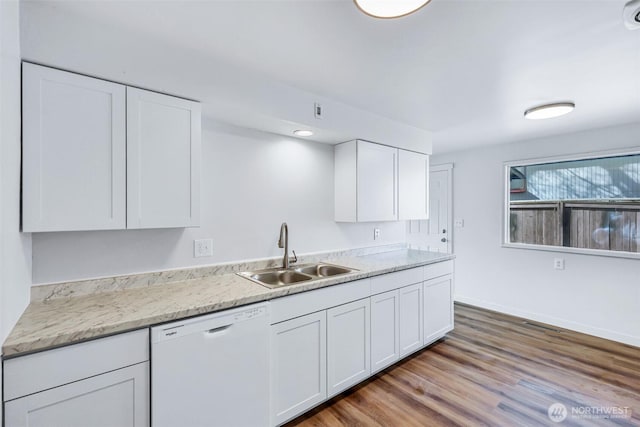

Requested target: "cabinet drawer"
[
  {"left": 424, "top": 260, "right": 453, "bottom": 281},
  {"left": 370, "top": 267, "right": 423, "bottom": 295},
  {"left": 4, "top": 329, "right": 149, "bottom": 401},
  {"left": 270, "top": 279, "right": 370, "bottom": 324}
]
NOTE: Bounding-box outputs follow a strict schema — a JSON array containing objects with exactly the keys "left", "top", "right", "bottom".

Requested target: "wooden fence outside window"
[{"left": 510, "top": 200, "right": 640, "bottom": 253}]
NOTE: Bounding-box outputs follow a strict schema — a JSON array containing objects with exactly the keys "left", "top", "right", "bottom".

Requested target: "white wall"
[
  {"left": 432, "top": 122, "right": 640, "bottom": 347},
  {"left": 1, "top": 0, "right": 32, "bottom": 414},
  {"left": 32, "top": 120, "right": 406, "bottom": 284}
]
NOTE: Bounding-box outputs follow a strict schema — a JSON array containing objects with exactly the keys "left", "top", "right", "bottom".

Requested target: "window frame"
[{"left": 502, "top": 147, "right": 640, "bottom": 259}]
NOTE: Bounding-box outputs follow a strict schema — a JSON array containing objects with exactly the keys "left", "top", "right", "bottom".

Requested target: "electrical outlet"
[
  {"left": 194, "top": 239, "right": 213, "bottom": 258},
  {"left": 374, "top": 228, "right": 381, "bottom": 240},
  {"left": 454, "top": 219, "right": 464, "bottom": 228},
  {"left": 553, "top": 258, "right": 565, "bottom": 270}
]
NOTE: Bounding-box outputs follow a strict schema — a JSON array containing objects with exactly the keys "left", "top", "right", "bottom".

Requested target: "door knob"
[{"left": 441, "top": 238, "right": 447, "bottom": 243}]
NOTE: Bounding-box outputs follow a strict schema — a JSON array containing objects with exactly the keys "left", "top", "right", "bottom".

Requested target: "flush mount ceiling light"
[
  {"left": 524, "top": 102, "right": 575, "bottom": 120},
  {"left": 293, "top": 130, "right": 313, "bottom": 137},
  {"left": 623, "top": 0, "right": 640, "bottom": 30},
  {"left": 354, "top": 0, "right": 432, "bottom": 19}
]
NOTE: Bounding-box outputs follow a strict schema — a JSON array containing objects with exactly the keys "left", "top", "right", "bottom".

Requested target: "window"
[{"left": 505, "top": 152, "right": 640, "bottom": 255}]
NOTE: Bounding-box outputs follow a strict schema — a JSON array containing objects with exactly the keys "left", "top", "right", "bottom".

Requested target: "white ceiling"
[{"left": 20, "top": 0, "right": 640, "bottom": 153}]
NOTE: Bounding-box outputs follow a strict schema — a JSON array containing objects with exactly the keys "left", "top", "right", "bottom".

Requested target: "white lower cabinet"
[
  {"left": 271, "top": 311, "right": 327, "bottom": 426},
  {"left": 423, "top": 275, "right": 454, "bottom": 345},
  {"left": 3, "top": 329, "right": 149, "bottom": 427},
  {"left": 327, "top": 298, "right": 371, "bottom": 397},
  {"left": 399, "top": 283, "right": 424, "bottom": 356},
  {"left": 268, "top": 264, "right": 453, "bottom": 426},
  {"left": 370, "top": 290, "right": 400, "bottom": 373},
  {"left": 5, "top": 363, "right": 149, "bottom": 427}
]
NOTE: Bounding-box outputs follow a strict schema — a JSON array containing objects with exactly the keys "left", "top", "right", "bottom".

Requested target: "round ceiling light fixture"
[
  {"left": 623, "top": 0, "right": 640, "bottom": 30},
  {"left": 354, "top": 0, "right": 433, "bottom": 19},
  {"left": 293, "top": 130, "right": 314, "bottom": 137},
  {"left": 524, "top": 102, "right": 575, "bottom": 120}
]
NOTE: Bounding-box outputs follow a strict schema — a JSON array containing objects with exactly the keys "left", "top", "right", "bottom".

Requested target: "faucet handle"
[{"left": 290, "top": 250, "right": 298, "bottom": 264}]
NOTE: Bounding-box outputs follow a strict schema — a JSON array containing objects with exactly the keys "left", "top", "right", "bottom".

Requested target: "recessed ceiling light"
[
  {"left": 293, "top": 130, "right": 313, "bottom": 137},
  {"left": 354, "top": 0, "right": 432, "bottom": 19},
  {"left": 524, "top": 102, "right": 575, "bottom": 120}
]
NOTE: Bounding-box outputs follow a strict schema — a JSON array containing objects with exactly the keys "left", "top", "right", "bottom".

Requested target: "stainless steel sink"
[{"left": 238, "top": 263, "right": 356, "bottom": 289}]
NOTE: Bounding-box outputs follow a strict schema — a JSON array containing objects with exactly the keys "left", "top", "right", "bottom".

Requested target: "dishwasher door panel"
[{"left": 151, "top": 303, "right": 269, "bottom": 427}]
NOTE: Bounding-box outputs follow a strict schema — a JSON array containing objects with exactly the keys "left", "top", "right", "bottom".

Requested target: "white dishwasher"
[{"left": 151, "top": 302, "right": 269, "bottom": 427}]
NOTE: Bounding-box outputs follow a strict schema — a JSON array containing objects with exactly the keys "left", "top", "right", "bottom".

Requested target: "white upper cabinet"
[
  {"left": 21, "top": 63, "right": 201, "bottom": 232},
  {"left": 126, "top": 88, "right": 200, "bottom": 229},
  {"left": 357, "top": 141, "right": 398, "bottom": 222},
  {"left": 335, "top": 140, "right": 397, "bottom": 222},
  {"left": 22, "top": 63, "right": 127, "bottom": 232},
  {"left": 334, "top": 140, "right": 429, "bottom": 222},
  {"left": 398, "top": 150, "right": 429, "bottom": 220}
]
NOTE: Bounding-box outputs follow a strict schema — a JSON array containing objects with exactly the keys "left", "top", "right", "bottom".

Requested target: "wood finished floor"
[{"left": 286, "top": 303, "right": 640, "bottom": 427}]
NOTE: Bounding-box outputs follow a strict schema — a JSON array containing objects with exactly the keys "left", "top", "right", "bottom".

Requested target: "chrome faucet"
[{"left": 278, "top": 222, "right": 297, "bottom": 269}]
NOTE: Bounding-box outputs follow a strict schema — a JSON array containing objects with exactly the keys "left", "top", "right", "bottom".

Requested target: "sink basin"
[
  {"left": 239, "top": 270, "right": 313, "bottom": 288},
  {"left": 238, "top": 263, "right": 356, "bottom": 289},
  {"left": 294, "top": 264, "right": 353, "bottom": 278}
]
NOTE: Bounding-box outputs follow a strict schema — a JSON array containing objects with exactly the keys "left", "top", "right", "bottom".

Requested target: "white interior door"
[
  {"left": 407, "top": 163, "right": 452, "bottom": 253},
  {"left": 425, "top": 164, "right": 452, "bottom": 253}
]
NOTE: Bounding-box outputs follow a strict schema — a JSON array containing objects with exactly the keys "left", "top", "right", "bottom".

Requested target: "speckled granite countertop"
[{"left": 2, "top": 248, "right": 453, "bottom": 357}]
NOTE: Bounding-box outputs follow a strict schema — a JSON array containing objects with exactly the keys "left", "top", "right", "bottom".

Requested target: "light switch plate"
[
  {"left": 194, "top": 239, "right": 213, "bottom": 258},
  {"left": 454, "top": 219, "right": 464, "bottom": 228}
]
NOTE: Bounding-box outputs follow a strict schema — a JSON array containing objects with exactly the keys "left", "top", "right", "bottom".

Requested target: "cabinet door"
[
  {"left": 327, "top": 298, "right": 371, "bottom": 397},
  {"left": 127, "top": 87, "right": 201, "bottom": 229},
  {"left": 398, "top": 150, "right": 429, "bottom": 220},
  {"left": 271, "top": 311, "right": 327, "bottom": 426},
  {"left": 370, "top": 290, "right": 399, "bottom": 373},
  {"left": 357, "top": 141, "right": 398, "bottom": 222},
  {"left": 5, "top": 362, "right": 149, "bottom": 427},
  {"left": 423, "top": 275, "right": 454, "bottom": 345},
  {"left": 22, "top": 63, "right": 126, "bottom": 232},
  {"left": 399, "top": 283, "right": 423, "bottom": 356}
]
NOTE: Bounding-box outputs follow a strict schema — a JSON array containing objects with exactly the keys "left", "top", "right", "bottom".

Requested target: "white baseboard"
[{"left": 454, "top": 295, "right": 640, "bottom": 348}]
